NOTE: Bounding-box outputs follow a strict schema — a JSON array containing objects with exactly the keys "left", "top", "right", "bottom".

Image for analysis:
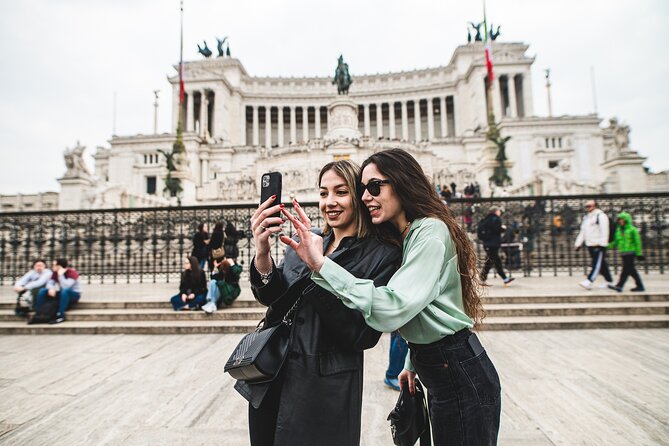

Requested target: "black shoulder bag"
[
  {"left": 224, "top": 297, "right": 300, "bottom": 383},
  {"left": 387, "top": 378, "right": 431, "bottom": 446}
]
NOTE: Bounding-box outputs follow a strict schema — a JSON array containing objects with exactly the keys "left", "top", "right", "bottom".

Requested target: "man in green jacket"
[{"left": 607, "top": 212, "right": 645, "bottom": 292}]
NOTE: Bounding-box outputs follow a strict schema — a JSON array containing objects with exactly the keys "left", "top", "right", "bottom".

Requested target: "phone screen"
[{"left": 260, "top": 172, "right": 282, "bottom": 220}]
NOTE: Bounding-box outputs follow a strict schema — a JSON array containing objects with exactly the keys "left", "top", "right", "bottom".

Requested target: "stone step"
[
  {"left": 3, "top": 301, "right": 667, "bottom": 323},
  {"left": 0, "top": 299, "right": 261, "bottom": 310},
  {"left": 1, "top": 314, "right": 667, "bottom": 335},
  {"left": 481, "top": 292, "right": 668, "bottom": 304},
  {"left": 0, "top": 308, "right": 266, "bottom": 322},
  {"left": 479, "top": 315, "right": 669, "bottom": 330},
  {"left": 3, "top": 292, "right": 666, "bottom": 311},
  {"left": 483, "top": 302, "right": 669, "bottom": 317}
]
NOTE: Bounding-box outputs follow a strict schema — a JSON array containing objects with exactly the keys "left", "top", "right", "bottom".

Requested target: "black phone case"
[
  {"left": 260, "top": 172, "right": 282, "bottom": 220},
  {"left": 467, "top": 333, "right": 485, "bottom": 357}
]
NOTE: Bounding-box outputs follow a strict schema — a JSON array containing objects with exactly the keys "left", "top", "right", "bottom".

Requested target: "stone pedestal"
[
  {"left": 58, "top": 177, "right": 96, "bottom": 210},
  {"left": 166, "top": 169, "right": 197, "bottom": 205},
  {"left": 475, "top": 144, "right": 515, "bottom": 196},
  {"left": 601, "top": 151, "right": 648, "bottom": 193},
  {"left": 324, "top": 98, "right": 362, "bottom": 141}
]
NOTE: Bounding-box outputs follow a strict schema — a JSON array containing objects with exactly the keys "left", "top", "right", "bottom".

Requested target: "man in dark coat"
[
  {"left": 235, "top": 229, "right": 401, "bottom": 446},
  {"left": 478, "top": 206, "right": 515, "bottom": 285}
]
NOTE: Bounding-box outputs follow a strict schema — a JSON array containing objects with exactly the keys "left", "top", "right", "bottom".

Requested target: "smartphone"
[{"left": 260, "top": 172, "right": 282, "bottom": 221}]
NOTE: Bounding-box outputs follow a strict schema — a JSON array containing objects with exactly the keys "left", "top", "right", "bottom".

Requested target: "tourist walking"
[
  {"left": 575, "top": 200, "right": 613, "bottom": 289},
  {"left": 237, "top": 160, "right": 401, "bottom": 446},
  {"left": 282, "top": 148, "right": 501, "bottom": 446},
  {"left": 478, "top": 206, "right": 514, "bottom": 285},
  {"left": 169, "top": 256, "right": 207, "bottom": 311},
  {"left": 607, "top": 212, "right": 645, "bottom": 292}
]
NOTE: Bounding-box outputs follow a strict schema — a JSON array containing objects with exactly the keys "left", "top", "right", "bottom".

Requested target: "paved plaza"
[{"left": 0, "top": 329, "right": 667, "bottom": 445}]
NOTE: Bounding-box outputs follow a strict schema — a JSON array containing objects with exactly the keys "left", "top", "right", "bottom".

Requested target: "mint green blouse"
[{"left": 312, "top": 217, "right": 473, "bottom": 357}]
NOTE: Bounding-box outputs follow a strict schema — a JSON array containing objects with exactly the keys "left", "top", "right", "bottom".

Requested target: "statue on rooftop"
[
  {"left": 197, "top": 41, "right": 212, "bottom": 58},
  {"left": 216, "top": 37, "right": 228, "bottom": 57},
  {"left": 333, "top": 55, "right": 353, "bottom": 95},
  {"left": 469, "top": 22, "right": 483, "bottom": 41}
]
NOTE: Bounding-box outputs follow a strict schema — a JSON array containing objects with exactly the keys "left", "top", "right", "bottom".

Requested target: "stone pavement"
[{"left": 0, "top": 329, "right": 667, "bottom": 445}]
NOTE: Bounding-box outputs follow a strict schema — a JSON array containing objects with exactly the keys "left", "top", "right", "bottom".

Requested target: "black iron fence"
[{"left": 1, "top": 193, "right": 667, "bottom": 284}]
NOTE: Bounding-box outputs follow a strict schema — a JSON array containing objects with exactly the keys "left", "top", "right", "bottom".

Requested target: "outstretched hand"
[{"left": 280, "top": 201, "right": 325, "bottom": 272}]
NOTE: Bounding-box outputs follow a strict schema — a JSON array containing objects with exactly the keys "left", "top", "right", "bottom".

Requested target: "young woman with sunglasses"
[
  {"left": 237, "top": 160, "right": 401, "bottom": 446},
  {"left": 282, "top": 148, "right": 501, "bottom": 446}
]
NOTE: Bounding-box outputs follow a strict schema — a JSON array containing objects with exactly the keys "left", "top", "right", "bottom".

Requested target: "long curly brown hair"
[{"left": 361, "top": 148, "right": 485, "bottom": 327}]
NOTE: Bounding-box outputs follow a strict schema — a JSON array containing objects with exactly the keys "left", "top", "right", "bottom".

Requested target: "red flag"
[
  {"left": 483, "top": 3, "right": 494, "bottom": 82},
  {"left": 179, "top": 62, "right": 185, "bottom": 104}
]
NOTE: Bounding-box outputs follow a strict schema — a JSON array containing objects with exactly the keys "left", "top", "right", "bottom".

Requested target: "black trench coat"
[{"left": 235, "top": 230, "right": 401, "bottom": 446}]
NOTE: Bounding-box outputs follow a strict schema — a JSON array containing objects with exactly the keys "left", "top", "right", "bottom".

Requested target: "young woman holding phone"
[
  {"left": 236, "top": 159, "right": 401, "bottom": 446},
  {"left": 282, "top": 148, "right": 501, "bottom": 446}
]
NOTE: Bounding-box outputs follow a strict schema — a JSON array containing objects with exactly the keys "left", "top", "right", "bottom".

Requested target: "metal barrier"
[{"left": 1, "top": 193, "right": 667, "bottom": 284}]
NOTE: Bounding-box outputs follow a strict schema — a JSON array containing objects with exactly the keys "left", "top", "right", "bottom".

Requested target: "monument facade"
[{"left": 34, "top": 39, "right": 668, "bottom": 210}]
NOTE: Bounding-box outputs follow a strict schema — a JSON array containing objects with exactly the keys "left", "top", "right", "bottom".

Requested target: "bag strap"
[{"left": 282, "top": 296, "right": 301, "bottom": 325}]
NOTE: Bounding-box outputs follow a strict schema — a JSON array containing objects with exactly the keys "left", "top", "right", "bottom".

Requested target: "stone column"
[
  {"left": 427, "top": 98, "right": 434, "bottom": 140},
  {"left": 277, "top": 107, "right": 284, "bottom": 147},
  {"left": 376, "top": 103, "right": 384, "bottom": 139},
  {"left": 252, "top": 105, "right": 259, "bottom": 146},
  {"left": 302, "top": 106, "right": 309, "bottom": 142},
  {"left": 290, "top": 106, "right": 297, "bottom": 144},
  {"left": 388, "top": 102, "right": 396, "bottom": 139},
  {"left": 439, "top": 97, "right": 447, "bottom": 138},
  {"left": 265, "top": 106, "right": 272, "bottom": 149},
  {"left": 414, "top": 100, "right": 422, "bottom": 141},
  {"left": 240, "top": 104, "right": 247, "bottom": 146},
  {"left": 314, "top": 106, "right": 321, "bottom": 139},
  {"left": 401, "top": 101, "right": 409, "bottom": 140},
  {"left": 185, "top": 92, "right": 193, "bottom": 132},
  {"left": 363, "top": 104, "right": 371, "bottom": 137},
  {"left": 508, "top": 75, "right": 518, "bottom": 118},
  {"left": 200, "top": 91, "right": 209, "bottom": 137}
]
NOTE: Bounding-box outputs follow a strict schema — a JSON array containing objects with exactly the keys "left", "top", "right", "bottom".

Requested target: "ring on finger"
[{"left": 259, "top": 225, "right": 267, "bottom": 232}]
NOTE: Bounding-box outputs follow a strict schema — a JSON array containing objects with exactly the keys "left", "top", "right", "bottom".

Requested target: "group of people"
[
  {"left": 575, "top": 199, "right": 645, "bottom": 292},
  {"left": 13, "top": 258, "right": 82, "bottom": 324},
  {"left": 170, "top": 221, "right": 244, "bottom": 313},
  {"left": 190, "top": 221, "right": 242, "bottom": 271}
]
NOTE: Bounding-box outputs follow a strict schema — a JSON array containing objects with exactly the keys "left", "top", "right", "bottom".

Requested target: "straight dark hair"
[
  {"left": 186, "top": 255, "right": 203, "bottom": 288},
  {"left": 361, "top": 148, "right": 485, "bottom": 326}
]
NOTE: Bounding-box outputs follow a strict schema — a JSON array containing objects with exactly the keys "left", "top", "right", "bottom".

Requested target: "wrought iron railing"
[{"left": 1, "top": 193, "right": 667, "bottom": 284}]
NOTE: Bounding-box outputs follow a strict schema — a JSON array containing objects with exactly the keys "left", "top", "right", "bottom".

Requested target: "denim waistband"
[{"left": 408, "top": 328, "right": 472, "bottom": 350}]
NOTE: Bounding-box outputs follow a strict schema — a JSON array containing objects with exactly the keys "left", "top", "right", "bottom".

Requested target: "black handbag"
[
  {"left": 387, "top": 378, "right": 431, "bottom": 446},
  {"left": 224, "top": 297, "right": 300, "bottom": 383}
]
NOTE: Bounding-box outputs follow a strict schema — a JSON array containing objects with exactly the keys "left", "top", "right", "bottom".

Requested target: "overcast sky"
[{"left": 1, "top": 0, "right": 667, "bottom": 194}]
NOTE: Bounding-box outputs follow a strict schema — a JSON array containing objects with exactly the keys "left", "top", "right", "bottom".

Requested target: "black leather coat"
[
  {"left": 482, "top": 214, "right": 504, "bottom": 248},
  {"left": 235, "top": 230, "right": 401, "bottom": 446}
]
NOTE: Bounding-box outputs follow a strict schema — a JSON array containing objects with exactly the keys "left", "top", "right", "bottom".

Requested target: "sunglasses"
[{"left": 358, "top": 179, "right": 391, "bottom": 197}]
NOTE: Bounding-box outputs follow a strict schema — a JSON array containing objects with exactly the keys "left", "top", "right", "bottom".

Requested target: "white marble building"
[{"left": 55, "top": 40, "right": 665, "bottom": 210}]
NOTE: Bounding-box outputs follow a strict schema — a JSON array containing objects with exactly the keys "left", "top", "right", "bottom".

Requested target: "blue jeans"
[
  {"left": 386, "top": 330, "right": 408, "bottom": 380},
  {"left": 36, "top": 288, "right": 81, "bottom": 317},
  {"left": 170, "top": 293, "right": 206, "bottom": 311},
  {"left": 206, "top": 279, "right": 220, "bottom": 305},
  {"left": 409, "top": 330, "right": 501, "bottom": 446}
]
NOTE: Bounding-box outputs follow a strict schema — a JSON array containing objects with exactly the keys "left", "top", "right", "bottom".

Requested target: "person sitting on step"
[
  {"left": 35, "top": 258, "right": 82, "bottom": 324},
  {"left": 13, "top": 258, "right": 52, "bottom": 317},
  {"left": 170, "top": 256, "right": 207, "bottom": 311},
  {"left": 202, "top": 256, "right": 242, "bottom": 314}
]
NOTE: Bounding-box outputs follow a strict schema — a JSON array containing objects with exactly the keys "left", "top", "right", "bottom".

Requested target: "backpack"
[
  {"left": 477, "top": 215, "right": 494, "bottom": 242},
  {"left": 28, "top": 298, "right": 59, "bottom": 324},
  {"left": 596, "top": 213, "right": 616, "bottom": 244}
]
